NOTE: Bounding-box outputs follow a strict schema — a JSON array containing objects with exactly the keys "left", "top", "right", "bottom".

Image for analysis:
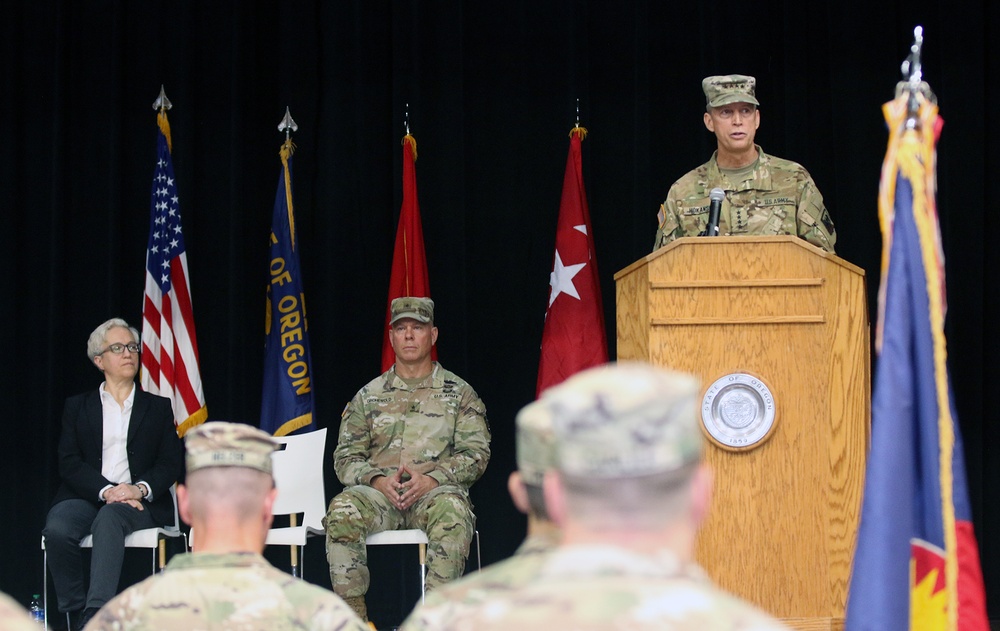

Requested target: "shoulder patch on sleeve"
[{"left": 821, "top": 209, "right": 835, "bottom": 234}]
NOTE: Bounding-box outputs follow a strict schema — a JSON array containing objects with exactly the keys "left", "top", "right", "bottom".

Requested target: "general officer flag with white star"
[{"left": 536, "top": 126, "right": 608, "bottom": 396}]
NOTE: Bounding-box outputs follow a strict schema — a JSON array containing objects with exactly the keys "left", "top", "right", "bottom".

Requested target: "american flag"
[{"left": 140, "top": 110, "right": 207, "bottom": 436}]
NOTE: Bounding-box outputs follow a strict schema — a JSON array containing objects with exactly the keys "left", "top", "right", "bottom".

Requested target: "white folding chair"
[
  {"left": 41, "top": 484, "right": 185, "bottom": 630},
  {"left": 365, "top": 527, "right": 481, "bottom": 603},
  {"left": 265, "top": 427, "right": 329, "bottom": 578}
]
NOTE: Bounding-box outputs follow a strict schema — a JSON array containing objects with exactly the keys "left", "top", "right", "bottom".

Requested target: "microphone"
[{"left": 704, "top": 187, "right": 725, "bottom": 237}]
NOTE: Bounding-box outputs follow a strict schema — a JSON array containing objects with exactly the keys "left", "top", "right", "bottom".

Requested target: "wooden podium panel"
[{"left": 615, "top": 236, "right": 870, "bottom": 631}]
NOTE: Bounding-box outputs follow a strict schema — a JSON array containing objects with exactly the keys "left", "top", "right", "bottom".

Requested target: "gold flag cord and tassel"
[
  {"left": 279, "top": 139, "right": 298, "bottom": 251},
  {"left": 402, "top": 133, "right": 418, "bottom": 161}
]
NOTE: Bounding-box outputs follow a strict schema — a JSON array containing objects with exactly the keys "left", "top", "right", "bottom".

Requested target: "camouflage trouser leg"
[
  {"left": 323, "top": 485, "right": 403, "bottom": 598},
  {"left": 407, "top": 485, "right": 474, "bottom": 591},
  {"left": 324, "top": 484, "right": 474, "bottom": 596}
]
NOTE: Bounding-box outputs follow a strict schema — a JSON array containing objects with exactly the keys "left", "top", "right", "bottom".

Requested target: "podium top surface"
[{"left": 614, "top": 236, "right": 865, "bottom": 281}]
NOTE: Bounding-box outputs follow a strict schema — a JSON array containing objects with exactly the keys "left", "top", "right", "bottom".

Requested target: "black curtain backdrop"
[{"left": 2, "top": 0, "right": 995, "bottom": 624}]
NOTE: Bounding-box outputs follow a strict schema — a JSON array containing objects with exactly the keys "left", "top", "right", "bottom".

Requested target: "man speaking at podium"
[{"left": 653, "top": 74, "right": 836, "bottom": 253}]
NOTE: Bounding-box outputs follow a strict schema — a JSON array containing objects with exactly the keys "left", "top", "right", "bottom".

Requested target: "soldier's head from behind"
[
  {"left": 701, "top": 74, "right": 761, "bottom": 165},
  {"left": 179, "top": 422, "right": 280, "bottom": 551},
  {"left": 509, "top": 397, "right": 557, "bottom": 522},
  {"left": 543, "top": 362, "right": 711, "bottom": 541}
]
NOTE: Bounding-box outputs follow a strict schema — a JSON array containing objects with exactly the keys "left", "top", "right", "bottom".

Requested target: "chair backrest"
[
  {"left": 269, "top": 427, "right": 328, "bottom": 537},
  {"left": 166, "top": 483, "right": 181, "bottom": 532}
]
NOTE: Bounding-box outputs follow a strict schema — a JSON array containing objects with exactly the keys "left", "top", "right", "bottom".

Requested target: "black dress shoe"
[{"left": 73, "top": 606, "right": 100, "bottom": 631}]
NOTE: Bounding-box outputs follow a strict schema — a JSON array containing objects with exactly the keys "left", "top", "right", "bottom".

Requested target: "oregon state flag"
[
  {"left": 844, "top": 92, "right": 987, "bottom": 630},
  {"left": 261, "top": 139, "right": 315, "bottom": 436}
]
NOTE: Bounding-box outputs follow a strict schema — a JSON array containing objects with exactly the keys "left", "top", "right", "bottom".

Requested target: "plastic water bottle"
[{"left": 28, "top": 594, "right": 44, "bottom": 624}]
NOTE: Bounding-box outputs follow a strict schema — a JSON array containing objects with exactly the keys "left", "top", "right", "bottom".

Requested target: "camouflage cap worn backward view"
[
  {"left": 545, "top": 362, "right": 702, "bottom": 479},
  {"left": 515, "top": 398, "right": 557, "bottom": 487},
  {"left": 390, "top": 296, "right": 434, "bottom": 325},
  {"left": 703, "top": 74, "right": 760, "bottom": 108},
  {"left": 185, "top": 421, "right": 279, "bottom": 475}
]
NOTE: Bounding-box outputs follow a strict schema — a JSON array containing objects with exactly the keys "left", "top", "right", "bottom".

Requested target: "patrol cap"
[
  {"left": 702, "top": 74, "right": 760, "bottom": 108},
  {"left": 515, "top": 398, "right": 556, "bottom": 487},
  {"left": 390, "top": 297, "right": 434, "bottom": 325},
  {"left": 546, "top": 362, "right": 702, "bottom": 479},
  {"left": 185, "top": 421, "right": 279, "bottom": 475}
]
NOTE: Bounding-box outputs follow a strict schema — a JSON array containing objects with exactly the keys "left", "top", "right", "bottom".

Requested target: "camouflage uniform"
[
  {"left": 404, "top": 544, "right": 788, "bottom": 631},
  {"left": 402, "top": 356, "right": 557, "bottom": 630},
  {"left": 325, "top": 362, "right": 490, "bottom": 598},
  {"left": 85, "top": 552, "right": 368, "bottom": 631},
  {"left": 400, "top": 531, "right": 558, "bottom": 631},
  {"left": 401, "top": 362, "right": 789, "bottom": 630},
  {"left": 654, "top": 145, "right": 836, "bottom": 252}
]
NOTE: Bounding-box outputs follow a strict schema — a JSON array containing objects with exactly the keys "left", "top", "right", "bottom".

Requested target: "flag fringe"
[
  {"left": 274, "top": 413, "right": 313, "bottom": 437},
  {"left": 900, "top": 118, "right": 958, "bottom": 631},
  {"left": 883, "top": 91, "right": 959, "bottom": 630},
  {"left": 176, "top": 405, "right": 208, "bottom": 438},
  {"left": 402, "top": 134, "right": 417, "bottom": 161}
]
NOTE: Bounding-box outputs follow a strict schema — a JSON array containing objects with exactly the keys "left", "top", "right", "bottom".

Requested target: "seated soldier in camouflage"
[
  {"left": 654, "top": 74, "right": 836, "bottom": 253},
  {"left": 88, "top": 422, "right": 367, "bottom": 631},
  {"left": 399, "top": 362, "right": 789, "bottom": 630},
  {"left": 325, "top": 297, "right": 491, "bottom": 622},
  {"left": 401, "top": 387, "right": 559, "bottom": 630}
]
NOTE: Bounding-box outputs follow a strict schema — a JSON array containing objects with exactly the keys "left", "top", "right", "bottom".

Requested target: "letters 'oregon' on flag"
[
  {"left": 140, "top": 108, "right": 207, "bottom": 437},
  {"left": 844, "top": 90, "right": 987, "bottom": 630},
  {"left": 261, "top": 139, "right": 315, "bottom": 436},
  {"left": 381, "top": 134, "right": 435, "bottom": 372},
  {"left": 536, "top": 127, "right": 608, "bottom": 396}
]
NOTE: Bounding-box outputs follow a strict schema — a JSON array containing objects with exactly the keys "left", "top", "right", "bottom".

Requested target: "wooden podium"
[{"left": 614, "top": 236, "right": 870, "bottom": 631}]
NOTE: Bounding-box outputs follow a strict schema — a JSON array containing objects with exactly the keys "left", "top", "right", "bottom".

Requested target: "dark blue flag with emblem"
[
  {"left": 844, "top": 86, "right": 987, "bottom": 630},
  {"left": 260, "top": 139, "right": 315, "bottom": 436}
]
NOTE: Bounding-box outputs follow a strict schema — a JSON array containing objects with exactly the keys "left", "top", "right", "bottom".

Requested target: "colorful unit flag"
[
  {"left": 381, "top": 134, "right": 434, "bottom": 372},
  {"left": 844, "top": 91, "right": 988, "bottom": 630},
  {"left": 261, "top": 140, "right": 315, "bottom": 436},
  {"left": 140, "top": 109, "right": 207, "bottom": 437},
  {"left": 536, "top": 127, "right": 608, "bottom": 396}
]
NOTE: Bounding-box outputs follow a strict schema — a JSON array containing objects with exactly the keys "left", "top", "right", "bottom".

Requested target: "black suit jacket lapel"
[
  {"left": 84, "top": 389, "right": 104, "bottom": 460},
  {"left": 128, "top": 388, "right": 149, "bottom": 446}
]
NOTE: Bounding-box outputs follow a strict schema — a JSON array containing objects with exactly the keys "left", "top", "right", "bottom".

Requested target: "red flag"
[
  {"left": 140, "top": 108, "right": 207, "bottom": 436},
  {"left": 381, "top": 134, "right": 435, "bottom": 371},
  {"left": 536, "top": 127, "right": 608, "bottom": 396}
]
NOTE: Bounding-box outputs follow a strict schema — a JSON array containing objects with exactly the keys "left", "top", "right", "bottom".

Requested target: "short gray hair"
[
  {"left": 560, "top": 463, "right": 698, "bottom": 532},
  {"left": 86, "top": 318, "right": 140, "bottom": 366}
]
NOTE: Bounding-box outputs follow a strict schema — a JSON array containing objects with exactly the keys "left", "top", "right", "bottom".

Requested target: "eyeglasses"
[{"left": 100, "top": 343, "right": 141, "bottom": 355}]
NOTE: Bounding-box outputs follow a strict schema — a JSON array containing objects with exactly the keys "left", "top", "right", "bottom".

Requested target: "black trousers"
[{"left": 42, "top": 499, "right": 158, "bottom": 611}]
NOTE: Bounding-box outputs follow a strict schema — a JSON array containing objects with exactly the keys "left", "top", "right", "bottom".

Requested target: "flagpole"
[
  {"left": 279, "top": 105, "right": 298, "bottom": 140},
  {"left": 152, "top": 85, "right": 172, "bottom": 151},
  {"left": 846, "top": 27, "right": 988, "bottom": 631},
  {"left": 536, "top": 102, "right": 606, "bottom": 396},
  {"left": 277, "top": 106, "right": 301, "bottom": 577},
  {"left": 141, "top": 86, "right": 208, "bottom": 436},
  {"left": 152, "top": 85, "right": 172, "bottom": 112},
  {"left": 381, "top": 102, "right": 434, "bottom": 371}
]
